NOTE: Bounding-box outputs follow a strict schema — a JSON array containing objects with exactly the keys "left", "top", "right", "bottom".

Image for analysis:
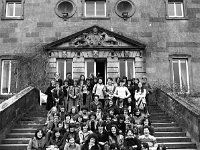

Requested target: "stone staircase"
[
  {"left": 0, "top": 104, "right": 198, "bottom": 150},
  {"left": 0, "top": 105, "right": 47, "bottom": 150},
  {"left": 149, "top": 104, "right": 197, "bottom": 150}
]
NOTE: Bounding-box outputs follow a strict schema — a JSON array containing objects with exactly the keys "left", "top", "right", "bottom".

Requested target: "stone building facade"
[{"left": 0, "top": 0, "right": 199, "bottom": 94}]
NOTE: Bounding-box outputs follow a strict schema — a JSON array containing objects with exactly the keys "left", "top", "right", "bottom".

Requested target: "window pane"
[
  {"left": 10, "top": 61, "right": 18, "bottom": 93},
  {"left": 119, "top": 60, "right": 126, "bottom": 78},
  {"left": 6, "top": 3, "right": 14, "bottom": 16},
  {"left": 127, "top": 60, "right": 133, "bottom": 80},
  {"left": 168, "top": 3, "right": 175, "bottom": 16},
  {"left": 2, "top": 61, "right": 10, "bottom": 93},
  {"left": 176, "top": 3, "right": 183, "bottom": 16},
  {"left": 86, "top": 1, "right": 95, "bottom": 16},
  {"left": 180, "top": 60, "right": 188, "bottom": 91},
  {"left": 172, "top": 61, "right": 180, "bottom": 90},
  {"left": 86, "top": 61, "right": 94, "bottom": 78},
  {"left": 66, "top": 59, "right": 72, "bottom": 79},
  {"left": 15, "top": 3, "right": 22, "bottom": 16},
  {"left": 96, "top": 1, "right": 105, "bottom": 16},
  {"left": 57, "top": 59, "right": 65, "bottom": 80}
]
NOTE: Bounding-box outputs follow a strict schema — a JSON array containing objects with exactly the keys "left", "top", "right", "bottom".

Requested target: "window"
[
  {"left": 84, "top": 0, "right": 106, "bottom": 17},
  {"left": 1, "top": 60, "right": 18, "bottom": 94},
  {"left": 57, "top": 59, "right": 73, "bottom": 80},
  {"left": 119, "top": 59, "right": 135, "bottom": 79},
  {"left": 2, "top": 0, "right": 25, "bottom": 20},
  {"left": 172, "top": 59, "right": 189, "bottom": 92},
  {"left": 166, "top": 0, "right": 188, "bottom": 19}
]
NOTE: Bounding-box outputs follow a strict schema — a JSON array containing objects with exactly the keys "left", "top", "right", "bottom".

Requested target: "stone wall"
[
  {"left": 0, "top": 87, "right": 40, "bottom": 143},
  {"left": 0, "top": 0, "right": 199, "bottom": 89},
  {"left": 152, "top": 89, "right": 200, "bottom": 144}
]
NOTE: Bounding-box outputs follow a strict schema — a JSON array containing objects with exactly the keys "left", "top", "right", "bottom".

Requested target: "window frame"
[
  {"left": 2, "top": 0, "right": 25, "bottom": 20},
  {"left": 165, "top": 0, "right": 188, "bottom": 20},
  {"left": 56, "top": 59, "right": 73, "bottom": 80},
  {"left": 169, "top": 55, "right": 192, "bottom": 93},
  {"left": 1, "top": 59, "right": 18, "bottom": 95},
  {"left": 81, "top": 0, "right": 110, "bottom": 19},
  {"left": 118, "top": 59, "right": 135, "bottom": 79}
]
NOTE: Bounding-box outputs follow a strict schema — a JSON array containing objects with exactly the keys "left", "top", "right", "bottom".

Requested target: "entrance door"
[
  {"left": 85, "top": 59, "right": 106, "bottom": 84},
  {"left": 96, "top": 60, "right": 106, "bottom": 83}
]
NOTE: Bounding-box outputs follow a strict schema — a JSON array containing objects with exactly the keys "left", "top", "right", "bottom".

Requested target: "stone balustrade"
[
  {"left": 151, "top": 89, "right": 200, "bottom": 144},
  {"left": 0, "top": 86, "right": 40, "bottom": 143}
]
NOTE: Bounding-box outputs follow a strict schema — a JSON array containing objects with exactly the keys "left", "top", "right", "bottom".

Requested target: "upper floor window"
[
  {"left": 168, "top": 0, "right": 184, "bottom": 17},
  {"left": 166, "top": 0, "right": 188, "bottom": 19},
  {"left": 6, "top": 1, "right": 22, "bottom": 17},
  {"left": 84, "top": 0, "right": 106, "bottom": 17},
  {"left": 2, "top": 0, "right": 25, "bottom": 20}
]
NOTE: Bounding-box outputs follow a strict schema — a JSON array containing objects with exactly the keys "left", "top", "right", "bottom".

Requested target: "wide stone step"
[
  {"left": 167, "top": 149, "right": 197, "bottom": 150},
  {"left": 154, "top": 127, "right": 182, "bottom": 132},
  {"left": 7, "top": 133, "right": 34, "bottom": 138},
  {"left": 151, "top": 119, "right": 174, "bottom": 123},
  {"left": 158, "top": 142, "right": 197, "bottom": 149},
  {"left": 18, "top": 120, "right": 46, "bottom": 124},
  {"left": 11, "top": 128, "right": 37, "bottom": 133},
  {"left": 154, "top": 132, "right": 186, "bottom": 137},
  {"left": 152, "top": 123, "right": 178, "bottom": 127},
  {"left": 156, "top": 137, "right": 191, "bottom": 143},
  {"left": 2, "top": 138, "right": 30, "bottom": 144},
  {"left": 15, "top": 123, "right": 43, "bottom": 128},
  {"left": 0, "top": 144, "right": 28, "bottom": 150},
  {"left": 150, "top": 115, "right": 170, "bottom": 120},
  {"left": 20, "top": 117, "right": 46, "bottom": 122}
]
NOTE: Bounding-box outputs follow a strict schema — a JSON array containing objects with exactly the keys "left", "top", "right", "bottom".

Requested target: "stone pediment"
[{"left": 45, "top": 25, "right": 145, "bottom": 50}]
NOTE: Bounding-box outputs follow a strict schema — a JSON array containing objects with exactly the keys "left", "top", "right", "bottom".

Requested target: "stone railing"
[
  {"left": 0, "top": 86, "right": 40, "bottom": 143},
  {"left": 152, "top": 89, "right": 200, "bottom": 143}
]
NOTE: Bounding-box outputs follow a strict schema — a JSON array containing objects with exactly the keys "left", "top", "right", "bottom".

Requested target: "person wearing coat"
[
  {"left": 45, "top": 80, "right": 56, "bottom": 111},
  {"left": 27, "top": 129, "right": 47, "bottom": 150}
]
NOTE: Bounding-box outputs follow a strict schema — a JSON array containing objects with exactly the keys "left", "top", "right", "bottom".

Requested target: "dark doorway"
[{"left": 96, "top": 60, "right": 106, "bottom": 84}]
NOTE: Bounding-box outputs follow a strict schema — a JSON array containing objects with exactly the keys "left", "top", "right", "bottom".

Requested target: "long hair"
[{"left": 34, "top": 129, "right": 45, "bottom": 140}]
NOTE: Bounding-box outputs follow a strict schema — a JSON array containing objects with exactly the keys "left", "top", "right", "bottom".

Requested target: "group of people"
[{"left": 27, "top": 72, "right": 167, "bottom": 150}]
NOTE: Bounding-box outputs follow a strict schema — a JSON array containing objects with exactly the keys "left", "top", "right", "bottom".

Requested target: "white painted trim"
[
  {"left": 178, "top": 60, "right": 182, "bottom": 90},
  {"left": 133, "top": 60, "right": 135, "bottom": 78},
  {"left": 186, "top": 59, "right": 190, "bottom": 92},
  {"left": 94, "top": 61, "right": 96, "bottom": 77},
  {"left": 8, "top": 61, "right": 11, "bottom": 94},
  {"left": 168, "top": 2, "right": 184, "bottom": 17}
]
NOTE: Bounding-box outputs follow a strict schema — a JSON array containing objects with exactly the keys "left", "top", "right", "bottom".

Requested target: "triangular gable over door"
[{"left": 45, "top": 25, "right": 146, "bottom": 50}]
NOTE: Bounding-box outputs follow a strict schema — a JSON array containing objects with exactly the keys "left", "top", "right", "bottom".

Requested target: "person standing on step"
[
  {"left": 142, "top": 76, "right": 152, "bottom": 109},
  {"left": 92, "top": 77, "right": 106, "bottom": 108},
  {"left": 68, "top": 80, "right": 80, "bottom": 112},
  {"left": 45, "top": 80, "right": 56, "bottom": 111},
  {"left": 62, "top": 79, "right": 69, "bottom": 112},
  {"left": 113, "top": 79, "right": 131, "bottom": 107},
  {"left": 66, "top": 72, "right": 74, "bottom": 86},
  {"left": 52, "top": 81, "right": 64, "bottom": 108},
  {"left": 54, "top": 72, "right": 63, "bottom": 87}
]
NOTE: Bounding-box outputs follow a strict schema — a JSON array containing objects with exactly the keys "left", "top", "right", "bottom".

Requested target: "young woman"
[
  {"left": 108, "top": 124, "right": 124, "bottom": 149},
  {"left": 105, "top": 99, "right": 118, "bottom": 115},
  {"left": 81, "top": 133, "right": 101, "bottom": 150},
  {"left": 95, "top": 124, "right": 109, "bottom": 150},
  {"left": 123, "top": 129, "right": 142, "bottom": 150},
  {"left": 78, "top": 74, "right": 86, "bottom": 87},
  {"left": 45, "top": 80, "right": 56, "bottom": 111},
  {"left": 132, "top": 109, "right": 145, "bottom": 127},
  {"left": 139, "top": 127, "right": 158, "bottom": 150},
  {"left": 87, "top": 112, "right": 98, "bottom": 132},
  {"left": 62, "top": 80, "right": 69, "bottom": 111},
  {"left": 68, "top": 80, "right": 80, "bottom": 111},
  {"left": 134, "top": 82, "right": 147, "bottom": 114},
  {"left": 140, "top": 118, "right": 155, "bottom": 136},
  {"left": 27, "top": 129, "right": 47, "bottom": 150},
  {"left": 104, "top": 77, "right": 116, "bottom": 107},
  {"left": 126, "top": 96, "right": 135, "bottom": 114},
  {"left": 47, "top": 128, "right": 65, "bottom": 150},
  {"left": 113, "top": 79, "right": 131, "bottom": 107},
  {"left": 64, "top": 135, "right": 81, "bottom": 150},
  {"left": 92, "top": 77, "right": 106, "bottom": 108},
  {"left": 80, "top": 85, "right": 91, "bottom": 109}
]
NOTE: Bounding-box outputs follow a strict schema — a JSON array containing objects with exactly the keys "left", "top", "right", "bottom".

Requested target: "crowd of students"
[{"left": 27, "top": 72, "right": 167, "bottom": 150}]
